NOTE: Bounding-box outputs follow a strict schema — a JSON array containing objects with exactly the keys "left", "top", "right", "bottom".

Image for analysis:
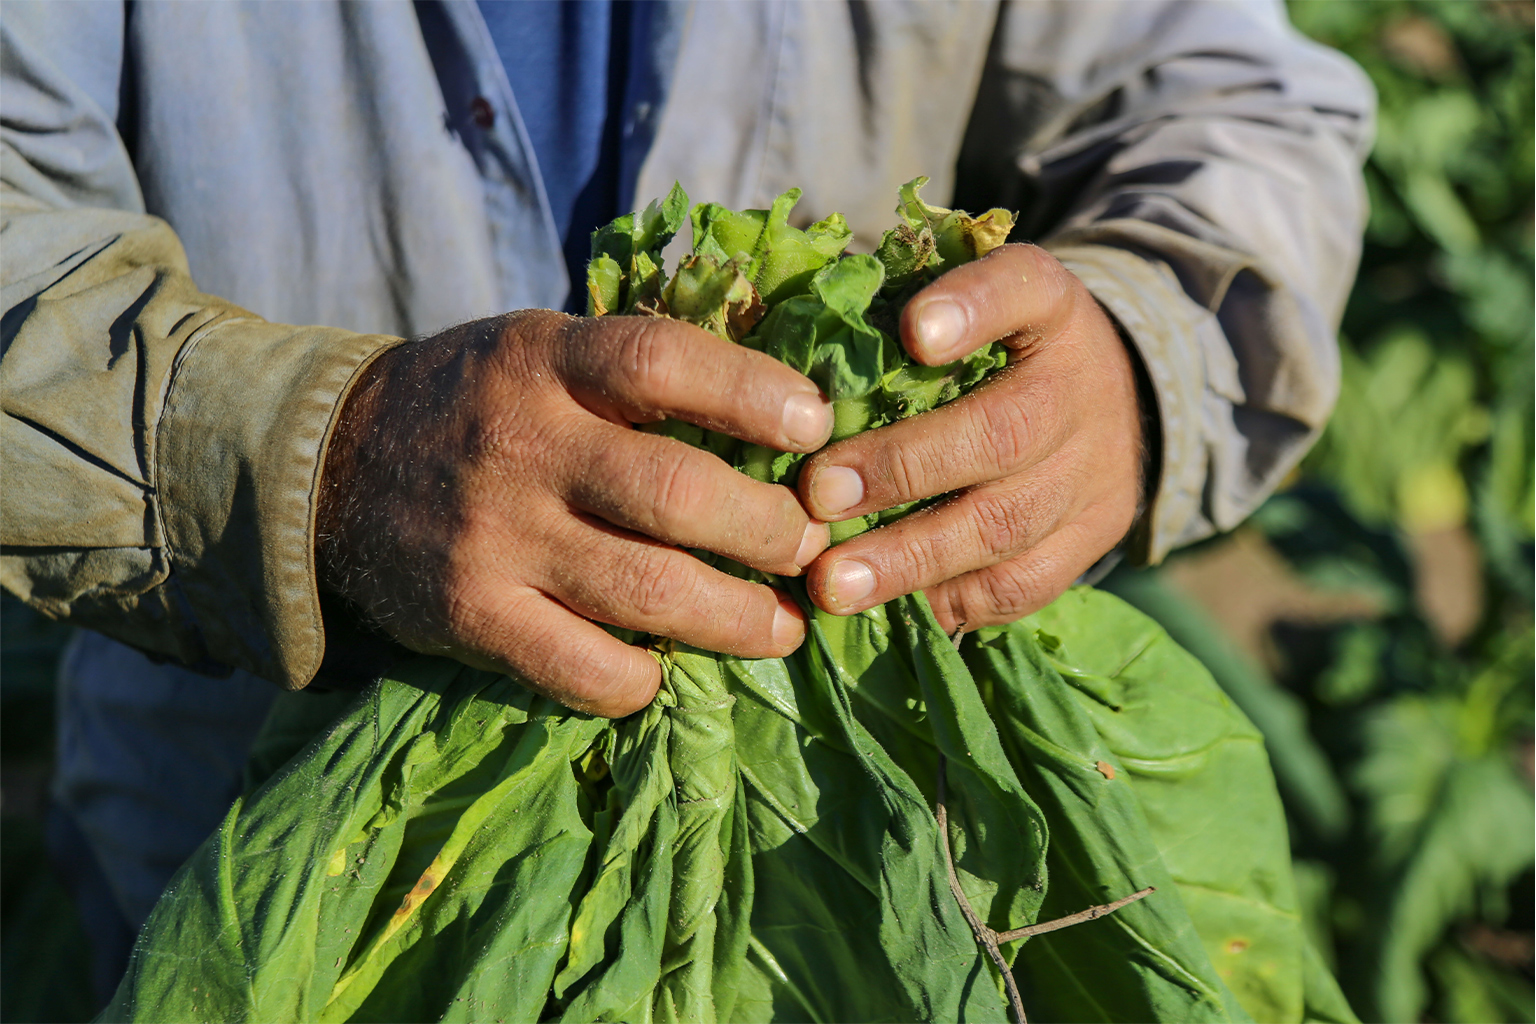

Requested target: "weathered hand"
[
  {"left": 317, "top": 310, "right": 832, "bottom": 716},
  {"left": 798, "top": 244, "right": 1146, "bottom": 632}
]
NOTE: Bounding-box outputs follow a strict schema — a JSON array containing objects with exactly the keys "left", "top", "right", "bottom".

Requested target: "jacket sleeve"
[
  {"left": 0, "top": 5, "right": 403, "bottom": 688},
  {"left": 960, "top": 0, "right": 1375, "bottom": 563}
]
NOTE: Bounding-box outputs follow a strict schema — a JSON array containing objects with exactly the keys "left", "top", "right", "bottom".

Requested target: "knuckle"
[
  {"left": 973, "top": 386, "right": 1037, "bottom": 470},
  {"left": 976, "top": 404, "right": 1024, "bottom": 472},
  {"left": 883, "top": 442, "right": 938, "bottom": 502},
  {"left": 720, "top": 593, "right": 770, "bottom": 652},
  {"left": 647, "top": 452, "right": 713, "bottom": 535},
  {"left": 998, "top": 365, "right": 1077, "bottom": 459},
  {"left": 892, "top": 526, "right": 948, "bottom": 592},
  {"left": 628, "top": 552, "right": 691, "bottom": 620},
  {"left": 1032, "top": 249, "right": 1083, "bottom": 321},
  {"left": 989, "top": 244, "right": 1080, "bottom": 342},
  {"left": 621, "top": 322, "right": 684, "bottom": 403},
  {"left": 504, "top": 309, "right": 574, "bottom": 370},
  {"left": 976, "top": 562, "right": 1037, "bottom": 622},
  {"left": 1014, "top": 242, "right": 1065, "bottom": 285},
  {"left": 519, "top": 306, "right": 575, "bottom": 340},
  {"left": 972, "top": 497, "right": 1029, "bottom": 559}
]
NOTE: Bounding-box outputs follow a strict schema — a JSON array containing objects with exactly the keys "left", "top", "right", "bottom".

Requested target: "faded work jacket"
[{"left": 1, "top": 1, "right": 1374, "bottom": 690}]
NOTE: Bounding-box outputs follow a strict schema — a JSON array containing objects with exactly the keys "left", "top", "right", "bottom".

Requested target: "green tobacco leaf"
[
  {"left": 106, "top": 660, "right": 605, "bottom": 1024},
  {"left": 108, "top": 595, "right": 1332, "bottom": 1023},
  {"left": 878, "top": 346, "right": 1006, "bottom": 426},
  {"left": 721, "top": 597, "right": 1048, "bottom": 1022},
  {"left": 750, "top": 255, "right": 890, "bottom": 440},
  {"left": 661, "top": 253, "right": 761, "bottom": 342},
  {"left": 1350, "top": 694, "right": 1536, "bottom": 1023},
  {"left": 1426, "top": 941, "right": 1536, "bottom": 1024},
  {"left": 872, "top": 222, "right": 936, "bottom": 292},
  {"left": 969, "top": 618, "right": 1242, "bottom": 1024},
  {"left": 972, "top": 588, "right": 1347, "bottom": 1024},
  {"left": 587, "top": 182, "right": 689, "bottom": 315},
  {"left": 554, "top": 648, "right": 751, "bottom": 1023},
  {"left": 107, "top": 655, "right": 756, "bottom": 1024},
  {"left": 1101, "top": 567, "right": 1350, "bottom": 844},
  {"left": 585, "top": 254, "right": 623, "bottom": 318},
  {"left": 691, "top": 188, "right": 852, "bottom": 307}
]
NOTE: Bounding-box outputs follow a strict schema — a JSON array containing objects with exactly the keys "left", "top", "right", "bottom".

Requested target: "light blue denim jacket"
[{"left": 1, "top": 0, "right": 1375, "bottom": 690}]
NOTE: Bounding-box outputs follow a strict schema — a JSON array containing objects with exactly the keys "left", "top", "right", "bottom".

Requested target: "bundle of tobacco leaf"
[{"left": 105, "top": 182, "right": 1353, "bottom": 1024}]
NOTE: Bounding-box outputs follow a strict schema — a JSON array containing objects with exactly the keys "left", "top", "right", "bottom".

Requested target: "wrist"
[{"left": 315, "top": 344, "right": 396, "bottom": 597}]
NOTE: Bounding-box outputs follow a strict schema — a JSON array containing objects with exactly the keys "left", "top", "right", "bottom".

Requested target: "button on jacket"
[{"left": 0, "top": 0, "right": 1374, "bottom": 690}]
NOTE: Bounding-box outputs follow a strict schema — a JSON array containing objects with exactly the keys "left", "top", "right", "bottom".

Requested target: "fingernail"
[
  {"left": 916, "top": 298, "right": 967, "bottom": 360},
  {"left": 812, "top": 466, "right": 864, "bottom": 516},
  {"left": 782, "top": 392, "right": 832, "bottom": 449},
  {"left": 795, "top": 521, "right": 831, "bottom": 567},
  {"left": 829, "top": 559, "right": 876, "bottom": 607},
  {"left": 772, "top": 600, "right": 803, "bottom": 647}
]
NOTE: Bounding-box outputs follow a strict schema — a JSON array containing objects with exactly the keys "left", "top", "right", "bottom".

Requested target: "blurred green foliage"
[
  {"left": 1295, "top": 0, "right": 1534, "bottom": 595},
  {"left": 1112, "top": 4, "right": 1534, "bottom": 1021}
]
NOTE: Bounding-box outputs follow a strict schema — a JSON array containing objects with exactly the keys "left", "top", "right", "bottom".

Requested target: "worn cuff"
[{"left": 156, "top": 318, "right": 405, "bottom": 688}]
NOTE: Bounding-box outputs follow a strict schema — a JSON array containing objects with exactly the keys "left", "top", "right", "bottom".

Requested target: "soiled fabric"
[{"left": 2, "top": 1, "right": 1372, "bottom": 691}]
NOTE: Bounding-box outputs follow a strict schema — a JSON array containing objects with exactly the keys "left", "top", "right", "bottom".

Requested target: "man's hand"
[
  {"left": 317, "top": 311, "right": 832, "bottom": 717},
  {"left": 798, "top": 244, "right": 1147, "bottom": 632}
]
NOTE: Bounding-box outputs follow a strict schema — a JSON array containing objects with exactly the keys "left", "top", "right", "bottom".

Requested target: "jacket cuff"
[
  {"left": 1047, "top": 242, "right": 1234, "bottom": 565},
  {"left": 155, "top": 318, "right": 405, "bottom": 688}
]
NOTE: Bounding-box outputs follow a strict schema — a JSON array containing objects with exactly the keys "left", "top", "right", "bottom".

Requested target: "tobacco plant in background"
[{"left": 1105, "top": 4, "right": 1535, "bottom": 1021}]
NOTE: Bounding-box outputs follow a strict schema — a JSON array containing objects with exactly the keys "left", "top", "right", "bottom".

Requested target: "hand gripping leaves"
[{"left": 106, "top": 183, "right": 1355, "bottom": 1024}]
